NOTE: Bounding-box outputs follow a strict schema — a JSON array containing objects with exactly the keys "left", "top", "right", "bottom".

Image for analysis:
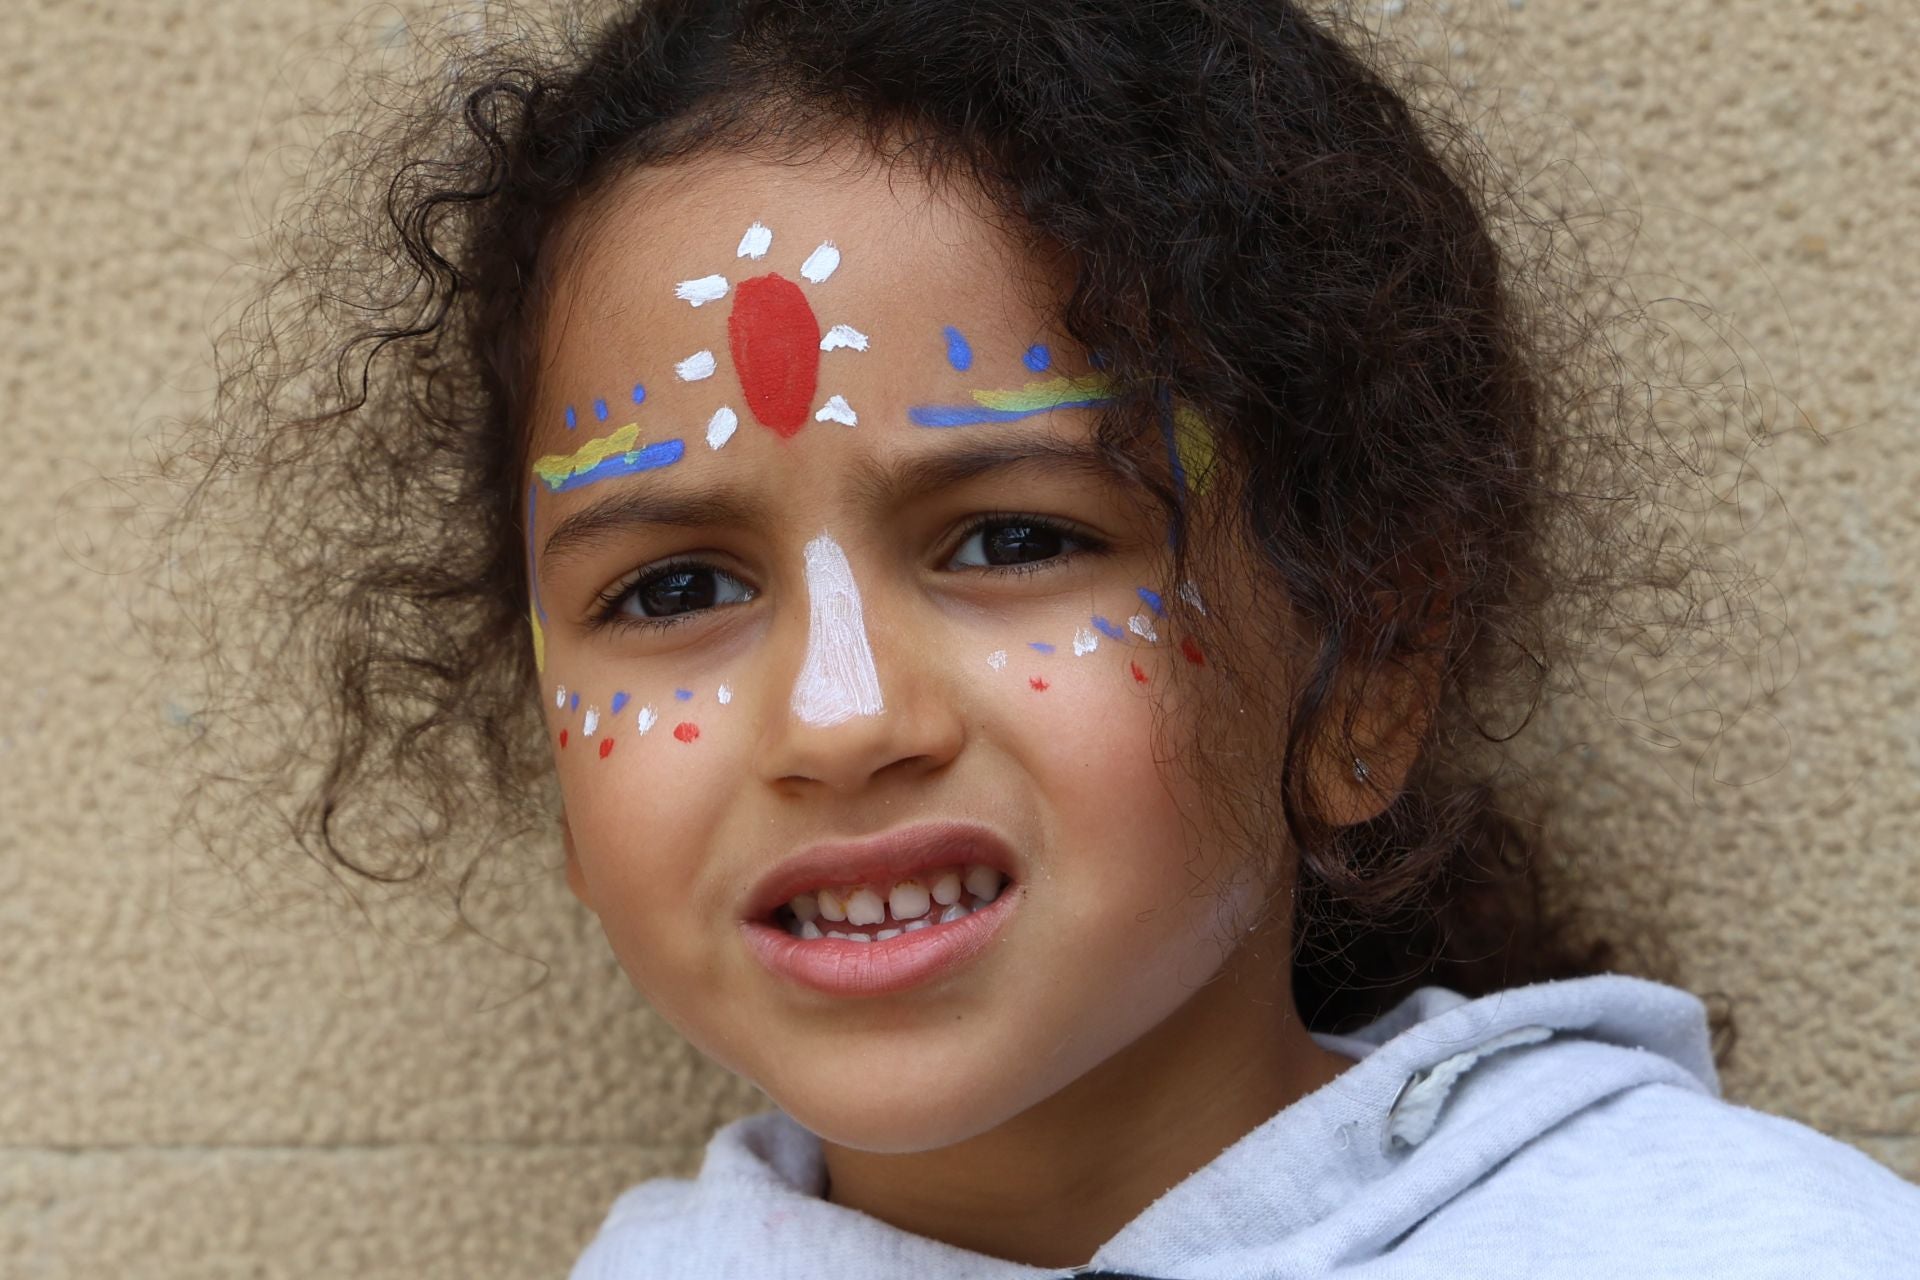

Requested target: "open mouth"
[{"left": 765, "top": 864, "right": 1012, "bottom": 942}]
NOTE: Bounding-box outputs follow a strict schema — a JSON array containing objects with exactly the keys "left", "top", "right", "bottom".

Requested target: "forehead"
[{"left": 527, "top": 147, "right": 1078, "bottom": 467}]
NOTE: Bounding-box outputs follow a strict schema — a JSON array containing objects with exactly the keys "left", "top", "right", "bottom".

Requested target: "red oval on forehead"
[{"left": 727, "top": 273, "right": 821, "bottom": 437}]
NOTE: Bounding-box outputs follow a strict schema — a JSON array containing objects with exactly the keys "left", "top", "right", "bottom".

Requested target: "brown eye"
[
  {"left": 948, "top": 519, "right": 1080, "bottom": 570},
  {"left": 611, "top": 564, "right": 754, "bottom": 621}
]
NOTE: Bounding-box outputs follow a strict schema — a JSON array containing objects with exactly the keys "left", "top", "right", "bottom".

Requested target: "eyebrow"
[{"left": 537, "top": 433, "right": 1121, "bottom": 571}]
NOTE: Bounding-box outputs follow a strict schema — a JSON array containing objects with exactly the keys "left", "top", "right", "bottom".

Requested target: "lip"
[
  {"left": 740, "top": 880, "right": 1021, "bottom": 998},
  {"left": 739, "top": 819, "right": 1023, "bottom": 923}
]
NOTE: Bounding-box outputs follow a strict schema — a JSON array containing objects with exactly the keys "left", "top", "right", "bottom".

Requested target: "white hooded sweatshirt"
[{"left": 569, "top": 974, "right": 1920, "bottom": 1278}]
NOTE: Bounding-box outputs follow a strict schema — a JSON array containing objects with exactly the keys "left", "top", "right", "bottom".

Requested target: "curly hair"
[{"left": 151, "top": 0, "right": 1763, "bottom": 1053}]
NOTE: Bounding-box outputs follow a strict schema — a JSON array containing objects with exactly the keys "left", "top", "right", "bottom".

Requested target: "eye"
[
  {"left": 945, "top": 516, "right": 1090, "bottom": 572},
  {"left": 596, "top": 560, "right": 755, "bottom": 627}
]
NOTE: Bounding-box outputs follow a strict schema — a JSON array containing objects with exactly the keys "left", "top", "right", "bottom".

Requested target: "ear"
[
  {"left": 1307, "top": 592, "right": 1449, "bottom": 829},
  {"left": 561, "top": 813, "right": 592, "bottom": 910}
]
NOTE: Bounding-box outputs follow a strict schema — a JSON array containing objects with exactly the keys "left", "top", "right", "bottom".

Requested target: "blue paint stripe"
[
  {"left": 1137, "top": 587, "right": 1164, "bottom": 616},
  {"left": 593, "top": 398, "right": 609, "bottom": 421},
  {"left": 1028, "top": 641, "right": 1055, "bottom": 654},
  {"left": 674, "top": 688, "right": 693, "bottom": 702},
  {"left": 544, "top": 439, "right": 686, "bottom": 492},
  {"left": 910, "top": 397, "right": 1112, "bottom": 428},
  {"left": 569, "top": 691, "right": 580, "bottom": 712},
  {"left": 1092, "top": 616, "right": 1126, "bottom": 641},
  {"left": 1023, "top": 343, "right": 1051, "bottom": 373},
  {"left": 564, "top": 405, "right": 577, "bottom": 431},
  {"left": 632, "top": 383, "right": 647, "bottom": 405},
  {"left": 611, "top": 692, "right": 630, "bottom": 714}
]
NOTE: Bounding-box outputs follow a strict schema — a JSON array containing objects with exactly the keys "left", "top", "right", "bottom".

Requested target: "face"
[{"left": 528, "top": 145, "right": 1287, "bottom": 1155}]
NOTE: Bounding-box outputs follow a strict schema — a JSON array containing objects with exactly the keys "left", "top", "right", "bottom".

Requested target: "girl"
[{"left": 163, "top": 0, "right": 1920, "bottom": 1275}]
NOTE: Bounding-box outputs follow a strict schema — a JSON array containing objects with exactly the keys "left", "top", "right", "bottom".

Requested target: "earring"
[{"left": 1352, "top": 756, "right": 1371, "bottom": 782}]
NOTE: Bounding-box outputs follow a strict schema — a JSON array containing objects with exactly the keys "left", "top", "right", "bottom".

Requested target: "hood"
[{"left": 571, "top": 974, "right": 1724, "bottom": 1279}]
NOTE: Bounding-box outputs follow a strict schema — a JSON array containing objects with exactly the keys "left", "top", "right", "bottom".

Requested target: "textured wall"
[{"left": 2, "top": 0, "right": 1913, "bottom": 1275}]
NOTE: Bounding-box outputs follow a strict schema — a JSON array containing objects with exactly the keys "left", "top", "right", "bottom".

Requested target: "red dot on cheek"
[
  {"left": 559, "top": 728, "right": 569, "bottom": 749},
  {"left": 1029, "top": 677, "right": 1050, "bottom": 692},
  {"left": 1180, "top": 636, "right": 1207, "bottom": 666},
  {"left": 673, "top": 722, "right": 701, "bottom": 743},
  {"left": 1130, "top": 662, "right": 1149, "bottom": 684},
  {"left": 598, "top": 738, "right": 615, "bottom": 759}
]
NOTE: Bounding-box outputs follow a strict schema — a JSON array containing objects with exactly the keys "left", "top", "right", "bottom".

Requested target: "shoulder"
[{"left": 1416, "top": 1080, "right": 1920, "bottom": 1278}]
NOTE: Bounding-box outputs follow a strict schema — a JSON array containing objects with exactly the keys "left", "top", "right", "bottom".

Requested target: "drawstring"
[{"left": 1382, "top": 1024, "right": 1554, "bottom": 1154}]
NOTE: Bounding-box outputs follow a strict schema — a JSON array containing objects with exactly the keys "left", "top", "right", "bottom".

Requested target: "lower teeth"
[{"left": 787, "top": 898, "right": 991, "bottom": 941}]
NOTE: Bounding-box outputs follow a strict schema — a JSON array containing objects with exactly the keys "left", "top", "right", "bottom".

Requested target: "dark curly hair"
[{"left": 150, "top": 0, "right": 1767, "bottom": 1054}]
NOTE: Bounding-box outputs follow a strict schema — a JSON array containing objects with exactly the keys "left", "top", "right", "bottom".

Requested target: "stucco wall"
[{"left": 2, "top": 1, "right": 1913, "bottom": 1275}]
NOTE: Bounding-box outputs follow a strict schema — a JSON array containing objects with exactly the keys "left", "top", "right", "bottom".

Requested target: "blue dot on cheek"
[
  {"left": 943, "top": 326, "right": 973, "bottom": 372},
  {"left": 1023, "top": 344, "right": 1051, "bottom": 373},
  {"left": 593, "top": 398, "right": 609, "bottom": 421}
]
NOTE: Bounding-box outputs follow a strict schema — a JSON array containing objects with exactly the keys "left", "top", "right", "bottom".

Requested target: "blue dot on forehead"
[{"left": 943, "top": 326, "right": 973, "bottom": 372}]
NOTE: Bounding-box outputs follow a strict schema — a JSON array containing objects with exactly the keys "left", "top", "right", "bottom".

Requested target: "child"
[{"left": 166, "top": 0, "right": 1920, "bottom": 1275}]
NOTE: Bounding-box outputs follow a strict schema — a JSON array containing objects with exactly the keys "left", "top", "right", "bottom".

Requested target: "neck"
[{"left": 818, "top": 925, "right": 1353, "bottom": 1270}]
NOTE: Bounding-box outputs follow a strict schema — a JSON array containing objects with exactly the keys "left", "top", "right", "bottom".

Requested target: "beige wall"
[{"left": 3, "top": 0, "right": 1913, "bottom": 1274}]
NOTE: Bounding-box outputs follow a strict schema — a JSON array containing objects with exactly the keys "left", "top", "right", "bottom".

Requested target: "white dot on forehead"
[
  {"left": 799, "top": 241, "right": 840, "bottom": 284},
  {"left": 737, "top": 222, "right": 772, "bottom": 259},
  {"left": 675, "top": 274, "right": 729, "bottom": 306},
  {"left": 676, "top": 349, "right": 716, "bottom": 381}
]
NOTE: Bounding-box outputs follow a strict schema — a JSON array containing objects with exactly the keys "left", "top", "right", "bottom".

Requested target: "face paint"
[
  {"left": 611, "top": 691, "right": 630, "bottom": 714},
  {"left": 820, "top": 324, "right": 869, "bottom": 352},
  {"left": 637, "top": 706, "right": 658, "bottom": 735},
  {"left": 526, "top": 484, "right": 548, "bottom": 672},
  {"left": 798, "top": 241, "right": 840, "bottom": 283},
  {"left": 533, "top": 424, "right": 685, "bottom": 492},
  {"left": 1072, "top": 626, "right": 1099, "bottom": 657},
  {"left": 986, "top": 649, "right": 1008, "bottom": 670},
  {"left": 1028, "top": 641, "right": 1055, "bottom": 654},
  {"left": 672, "top": 227, "right": 867, "bottom": 441},
  {"left": 790, "top": 533, "right": 885, "bottom": 726},
  {"left": 1127, "top": 614, "right": 1159, "bottom": 643},
  {"left": 1177, "top": 580, "right": 1207, "bottom": 614},
  {"left": 599, "top": 738, "right": 615, "bottom": 758},
  {"left": 673, "top": 722, "right": 701, "bottom": 743},
  {"left": 814, "top": 394, "right": 857, "bottom": 426},
  {"left": 729, "top": 274, "right": 821, "bottom": 435},
  {"left": 737, "top": 221, "right": 772, "bottom": 259},
  {"left": 583, "top": 706, "right": 600, "bottom": 737},
  {"left": 718, "top": 683, "right": 734, "bottom": 705},
  {"left": 1022, "top": 343, "right": 1051, "bottom": 373},
  {"left": 910, "top": 372, "right": 1114, "bottom": 428},
  {"left": 1136, "top": 587, "right": 1165, "bottom": 615},
  {"left": 943, "top": 326, "right": 973, "bottom": 371},
  {"left": 676, "top": 274, "right": 729, "bottom": 306},
  {"left": 674, "top": 688, "right": 694, "bottom": 702},
  {"left": 1092, "top": 616, "right": 1126, "bottom": 642}
]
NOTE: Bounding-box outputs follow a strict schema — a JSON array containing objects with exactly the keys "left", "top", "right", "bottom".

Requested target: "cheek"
[{"left": 544, "top": 679, "right": 744, "bottom": 967}]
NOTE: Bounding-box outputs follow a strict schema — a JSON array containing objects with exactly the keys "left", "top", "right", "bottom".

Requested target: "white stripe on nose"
[{"left": 790, "top": 533, "right": 885, "bottom": 726}]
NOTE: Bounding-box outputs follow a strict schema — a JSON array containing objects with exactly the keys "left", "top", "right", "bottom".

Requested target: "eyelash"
[{"left": 585, "top": 514, "right": 1104, "bottom": 633}]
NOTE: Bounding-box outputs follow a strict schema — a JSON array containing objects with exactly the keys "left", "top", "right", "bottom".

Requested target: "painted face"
[{"left": 527, "top": 147, "right": 1281, "bottom": 1156}]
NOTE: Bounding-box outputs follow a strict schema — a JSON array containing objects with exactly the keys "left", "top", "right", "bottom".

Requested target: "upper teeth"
[{"left": 788, "top": 864, "right": 1005, "bottom": 927}]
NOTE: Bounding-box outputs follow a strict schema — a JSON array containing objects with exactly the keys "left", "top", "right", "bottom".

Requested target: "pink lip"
[
  {"left": 739, "top": 820, "right": 1022, "bottom": 923},
  {"left": 740, "top": 882, "right": 1021, "bottom": 998}
]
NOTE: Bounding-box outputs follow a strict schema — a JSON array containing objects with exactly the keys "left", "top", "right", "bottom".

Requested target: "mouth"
[
  {"left": 739, "top": 821, "right": 1026, "bottom": 998},
  {"left": 766, "top": 861, "right": 1012, "bottom": 940}
]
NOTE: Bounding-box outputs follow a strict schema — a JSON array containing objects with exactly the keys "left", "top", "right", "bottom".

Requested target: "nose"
[{"left": 753, "top": 534, "right": 965, "bottom": 794}]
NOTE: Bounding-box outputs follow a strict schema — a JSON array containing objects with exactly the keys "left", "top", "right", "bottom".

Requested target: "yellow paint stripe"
[
  {"left": 533, "top": 423, "right": 643, "bottom": 489},
  {"left": 970, "top": 373, "right": 1115, "bottom": 412}
]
